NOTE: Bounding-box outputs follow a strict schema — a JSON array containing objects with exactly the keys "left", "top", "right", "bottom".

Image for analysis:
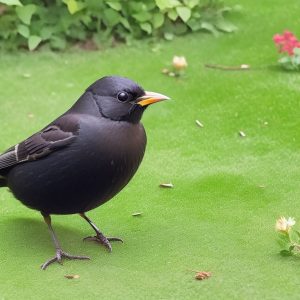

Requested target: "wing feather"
[
  {"left": 0, "top": 115, "right": 80, "bottom": 172},
  {"left": 0, "top": 150, "right": 17, "bottom": 169}
]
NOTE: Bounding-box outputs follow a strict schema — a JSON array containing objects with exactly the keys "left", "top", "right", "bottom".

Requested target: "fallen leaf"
[
  {"left": 64, "top": 274, "right": 80, "bottom": 279},
  {"left": 195, "top": 271, "right": 211, "bottom": 280},
  {"left": 195, "top": 120, "right": 204, "bottom": 128},
  {"left": 159, "top": 183, "right": 174, "bottom": 188},
  {"left": 239, "top": 131, "right": 246, "bottom": 137},
  {"left": 132, "top": 212, "right": 142, "bottom": 217},
  {"left": 240, "top": 64, "right": 250, "bottom": 69}
]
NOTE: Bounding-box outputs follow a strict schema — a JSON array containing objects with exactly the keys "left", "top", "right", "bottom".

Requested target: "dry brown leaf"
[
  {"left": 195, "top": 271, "right": 211, "bottom": 280},
  {"left": 64, "top": 274, "right": 80, "bottom": 279}
]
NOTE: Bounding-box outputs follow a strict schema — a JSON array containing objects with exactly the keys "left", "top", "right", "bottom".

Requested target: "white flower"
[
  {"left": 172, "top": 56, "right": 188, "bottom": 71},
  {"left": 275, "top": 216, "right": 296, "bottom": 232}
]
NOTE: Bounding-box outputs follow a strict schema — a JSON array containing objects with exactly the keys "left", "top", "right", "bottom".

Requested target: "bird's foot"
[
  {"left": 83, "top": 232, "right": 123, "bottom": 252},
  {"left": 41, "top": 248, "right": 90, "bottom": 270}
]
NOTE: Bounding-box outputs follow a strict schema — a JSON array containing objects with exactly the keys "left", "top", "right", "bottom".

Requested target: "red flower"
[{"left": 273, "top": 30, "right": 300, "bottom": 56}]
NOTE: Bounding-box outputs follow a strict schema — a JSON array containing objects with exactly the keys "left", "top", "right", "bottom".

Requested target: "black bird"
[{"left": 0, "top": 76, "right": 169, "bottom": 269}]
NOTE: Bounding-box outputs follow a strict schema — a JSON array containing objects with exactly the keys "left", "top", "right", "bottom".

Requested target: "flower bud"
[{"left": 172, "top": 56, "right": 188, "bottom": 71}]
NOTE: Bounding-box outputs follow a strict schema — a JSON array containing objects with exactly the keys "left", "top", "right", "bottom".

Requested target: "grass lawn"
[{"left": 1, "top": 0, "right": 300, "bottom": 299}]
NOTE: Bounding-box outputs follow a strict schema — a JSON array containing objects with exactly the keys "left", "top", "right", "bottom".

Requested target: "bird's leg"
[
  {"left": 80, "top": 213, "right": 123, "bottom": 252},
  {"left": 41, "top": 213, "right": 90, "bottom": 270}
]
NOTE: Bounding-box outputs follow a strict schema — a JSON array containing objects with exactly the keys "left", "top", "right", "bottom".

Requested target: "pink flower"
[
  {"left": 273, "top": 30, "right": 300, "bottom": 56},
  {"left": 273, "top": 34, "right": 285, "bottom": 44}
]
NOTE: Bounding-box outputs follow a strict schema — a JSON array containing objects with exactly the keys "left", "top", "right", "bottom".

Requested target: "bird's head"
[{"left": 83, "top": 76, "right": 169, "bottom": 123}]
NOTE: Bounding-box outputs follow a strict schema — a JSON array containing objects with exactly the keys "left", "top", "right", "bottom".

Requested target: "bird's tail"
[{"left": 0, "top": 174, "right": 6, "bottom": 188}]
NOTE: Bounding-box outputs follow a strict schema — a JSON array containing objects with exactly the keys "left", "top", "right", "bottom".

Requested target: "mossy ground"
[{"left": 0, "top": 1, "right": 300, "bottom": 299}]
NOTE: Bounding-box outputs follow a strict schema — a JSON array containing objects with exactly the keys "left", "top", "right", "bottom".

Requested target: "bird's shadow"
[{"left": 1, "top": 216, "right": 86, "bottom": 257}]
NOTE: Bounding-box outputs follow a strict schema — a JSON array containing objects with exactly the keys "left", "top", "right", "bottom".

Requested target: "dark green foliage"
[{"left": 0, "top": 0, "right": 239, "bottom": 51}]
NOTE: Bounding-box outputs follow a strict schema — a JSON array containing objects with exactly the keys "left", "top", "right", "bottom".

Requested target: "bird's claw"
[
  {"left": 83, "top": 234, "right": 123, "bottom": 252},
  {"left": 41, "top": 248, "right": 90, "bottom": 270}
]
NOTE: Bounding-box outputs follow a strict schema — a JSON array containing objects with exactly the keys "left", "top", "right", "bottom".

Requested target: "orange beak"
[{"left": 137, "top": 91, "right": 170, "bottom": 107}]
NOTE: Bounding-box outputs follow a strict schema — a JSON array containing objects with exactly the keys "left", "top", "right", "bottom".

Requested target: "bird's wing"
[{"left": 0, "top": 115, "right": 80, "bottom": 171}]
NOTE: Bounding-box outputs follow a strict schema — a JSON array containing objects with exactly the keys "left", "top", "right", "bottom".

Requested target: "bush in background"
[{"left": 0, "top": 0, "right": 240, "bottom": 51}]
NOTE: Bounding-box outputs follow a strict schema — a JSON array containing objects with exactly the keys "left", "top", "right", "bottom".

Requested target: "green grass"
[{"left": 1, "top": 1, "right": 300, "bottom": 299}]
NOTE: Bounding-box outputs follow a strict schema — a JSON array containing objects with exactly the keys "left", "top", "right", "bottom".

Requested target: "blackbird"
[{"left": 0, "top": 76, "right": 169, "bottom": 269}]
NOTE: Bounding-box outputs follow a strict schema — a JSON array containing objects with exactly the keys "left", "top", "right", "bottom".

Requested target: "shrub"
[{"left": 0, "top": 0, "right": 240, "bottom": 51}]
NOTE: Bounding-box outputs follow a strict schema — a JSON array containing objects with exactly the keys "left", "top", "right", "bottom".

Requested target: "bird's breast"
[
  {"left": 74, "top": 117, "right": 147, "bottom": 211},
  {"left": 79, "top": 117, "right": 146, "bottom": 169}
]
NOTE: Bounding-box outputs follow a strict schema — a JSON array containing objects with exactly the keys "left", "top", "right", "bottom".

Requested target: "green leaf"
[
  {"left": 232, "top": 4, "right": 243, "bottom": 12},
  {"left": 152, "top": 13, "right": 164, "bottom": 29},
  {"left": 201, "top": 22, "right": 219, "bottom": 36},
  {"left": 120, "top": 18, "right": 130, "bottom": 30},
  {"left": 215, "top": 19, "right": 237, "bottom": 33},
  {"left": 187, "top": 19, "right": 202, "bottom": 31},
  {"left": 289, "top": 230, "right": 300, "bottom": 243},
  {"left": 17, "top": 24, "right": 29, "bottom": 38},
  {"left": 167, "top": 9, "right": 178, "bottom": 21},
  {"left": 155, "top": 0, "right": 180, "bottom": 10},
  {"left": 16, "top": 4, "right": 36, "bottom": 25},
  {"left": 140, "top": 22, "right": 152, "bottom": 34},
  {"left": 50, "top": 36, "right": 66, "bottom": 50},
  {"left": 103, "top": 8, "right": 121, "bottom": 27},
  {"left": 176, "top": 6, "right": 191, "bottom": 22},
  {"left": 278, "top": 55, "right": 298, "bottom": 70},
  {"left": 28, "top": 35, "right": 41, "bottom": 51},
  {"left": 292, "top": 57, "right": 300, "bottom": 69},
  {"left": 164, "top": 32, "right": 174, "bottom": 40},
  {"left": 289, "top": 245, "right": 295, "bottom": 251},
  {"left": 63, "top": 0, "right": 86, "bottom": 15},
  {"left": 145, "top": 2, "right": 156, "bottom": 10},
  {"left": 0, "top": 0, "right": 22, "bottom": 6},
  {"left": 106, "top": 1, "right": 121, "bottom": 11},
  {"left": 183, "top": 0, "right": 199, "bottom": 8},
  {"left": 293, "top": 48, "right": 300, "bottom": 56},
  {"left": 132, "top": 11, "right": 152, "bottom": 22},
  {"left": 192, "top": 11, "right": 201, "bottom": 19},
  {"left": 277, "top": 231, "right": 290, "bottom": 242},
  {"left": 128, "top": 2, "right": 144, "bottom": 13},
  {"left": 40, "top": 27, "right": 53, "bottom": 40},
  {"left": 280, "top": 250, "right": 292, "bottom": 257},
  {"left": 277, "top": 232, "right": 291, "bottom": 247},
  {"left": 278, "top": 56, "right": 291, "bottom": 64}
]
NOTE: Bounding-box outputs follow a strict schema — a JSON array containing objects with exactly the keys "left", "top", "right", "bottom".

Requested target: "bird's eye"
[{"left": 117, "top": 91, "right": 129, "bottom": 102}]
